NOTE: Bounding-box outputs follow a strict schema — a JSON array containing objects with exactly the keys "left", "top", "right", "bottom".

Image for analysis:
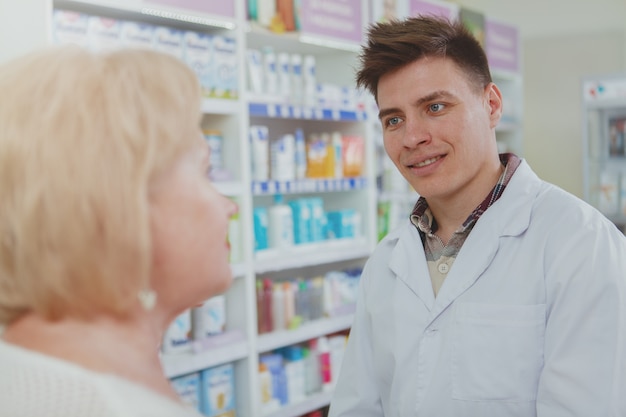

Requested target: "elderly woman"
[{"left": 0, "top": 46, "right": 237, "bottom": 416}]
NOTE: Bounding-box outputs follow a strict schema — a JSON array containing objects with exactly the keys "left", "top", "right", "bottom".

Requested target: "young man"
[{"left": 329, "top": 16, "right": 626, "bottom": 417}]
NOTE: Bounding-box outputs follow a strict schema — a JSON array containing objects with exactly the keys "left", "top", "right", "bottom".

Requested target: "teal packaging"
[
  {"left": 253, "top": 207, "right": 269, "bottom": 251},
  {"left": 289, "top": 199, "right": 311, "bottom": 244},
  {"left": 308, "top": 197, "right": 325, "bottom": 242}
]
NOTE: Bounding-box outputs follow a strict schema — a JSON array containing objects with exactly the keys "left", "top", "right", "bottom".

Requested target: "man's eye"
[
  {"left": 387, "top": 116, "right": 401, "bottom": 126},
  {"left": 429, "top": 103, "right": 445, "bottom": 112}
]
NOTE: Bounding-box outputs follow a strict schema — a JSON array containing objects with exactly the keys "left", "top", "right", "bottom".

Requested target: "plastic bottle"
[
  {"left": 294, "top": 128, "right": 307, "bottom": 180},
  {"left": 272, "top": 282, "right": 285, "bottom": 331},
  {"left": 271, "top": 134, "right": 295, "bottom": 181},
  {"left": 329, "top": 335, "right": 347, "bottom": 388},
  {"left": 258, "top": 362, "right": 273, "bottom": 404},
  {"left": 283, "top": 281, "right": 296, "bottom": 329},
  {"left": 256, "top": 279, "right": 265, "bottom": 334},
  {"left": 268, "top": 194, "right": 294, "bottom": 249},
  {"left": 303, "top": 344, "right": 321, "bottom": 395},
  {"left": 260, "top": 278, "right": 274, "bottom": 334},
  {"left": 317, "top": 336, "right": 333, "bottom": 392},
  {"left": 296, "top": 279, "right": 310, "bottom": 322},
  {"left": 249, "top": 125, "right": 270, "bottom": 181},
  {"left": 331, "top": 131, "right": 343, "bottom": 179},
  {"left": 283, "top": 346, "right": 306, "bottom": 404}
]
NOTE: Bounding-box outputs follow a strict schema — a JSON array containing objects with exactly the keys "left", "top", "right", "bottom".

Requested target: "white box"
[
  {"left": 183, "top": 31, "right": 213, "bottom": 97},
  {"left": 119, "top": 21, "right": 154, "bottom": 50},
  {"left": 87, "top": 16, "right": 122, "bottom": 52},
  {"left": 52, "top": 10, "right": 89, "bottom": 47}
]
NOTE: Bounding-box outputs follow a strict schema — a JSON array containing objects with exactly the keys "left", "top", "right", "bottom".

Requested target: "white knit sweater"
[{"left": 0, "top": 340, "right": 203, "bottom": 417}]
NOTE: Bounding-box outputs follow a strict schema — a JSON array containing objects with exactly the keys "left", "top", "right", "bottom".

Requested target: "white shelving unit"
[
  {"left": 2, "top": 2, "right": 522, "bottom": 416},
  {"left": 581, "top": 74, "right": 626, "bottom": 234}
]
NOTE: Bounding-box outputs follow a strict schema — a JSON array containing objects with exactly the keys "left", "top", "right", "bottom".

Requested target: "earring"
[{"left": 137, "top": 289, "right": 157, "bottom": 311}]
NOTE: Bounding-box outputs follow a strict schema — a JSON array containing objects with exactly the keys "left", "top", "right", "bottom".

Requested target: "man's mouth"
[{"left": 411, "top": 155, "right": 442, "bottom": 168}]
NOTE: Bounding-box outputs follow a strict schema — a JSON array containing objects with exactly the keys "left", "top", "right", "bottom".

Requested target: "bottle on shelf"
[
  {"left": 272, "top": 282, "right": 286, "bottom": 331},
  {"left": 268, "top": 194, "right": 294, "bottom": 249},
  {"left": 317, "top": 336, "right": 333, "bottom": 392}
]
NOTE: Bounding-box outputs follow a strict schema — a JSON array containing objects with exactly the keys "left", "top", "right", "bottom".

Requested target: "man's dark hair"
[{"left": 356, "top": 15, "right": 492, "bottom": 100}]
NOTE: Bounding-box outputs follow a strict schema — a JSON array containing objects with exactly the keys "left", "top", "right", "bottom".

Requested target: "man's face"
[{"left": 377, "top": 56, "right": 502, "bottom": 208}]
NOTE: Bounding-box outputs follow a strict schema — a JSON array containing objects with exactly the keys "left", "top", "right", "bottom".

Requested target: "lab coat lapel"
[
  {"left": 388, "top": 223, "right": 435, "bottom": 311},
  {"left": 429, "top": 160, "right": 539, "bottom": 320},
  {"left": 430, "top": 222, "right": 501, "bottom": 318}
]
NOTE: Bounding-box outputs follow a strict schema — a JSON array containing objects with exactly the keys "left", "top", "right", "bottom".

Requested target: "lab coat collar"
[{"left": 388, "top": 160, "right": 542, "bottom": 316}]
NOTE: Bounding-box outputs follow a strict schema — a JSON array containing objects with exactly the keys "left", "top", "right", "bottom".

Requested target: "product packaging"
[
  {"left": 203, "top": 129, "right": 223, "bottom": 175},
  {"left": 306, "top": 133, "right": 329, "bottom": 178},
  {"left": 331, "top": 131, "right": 343, "bottom": 178},
  {"left": 271, "top": 282, "right": 285, "bottom": 331},
  {"left": 290, "top": 54, "right": 304, "bottom": 104},
  {"left": 171, "top": 372, "right": 201, "bottom": 411},
  {"left": 294, "top": 128, "right": 307, "bottom": 179},
  {"left": 289, "top": 199, "right": 312, "bottom": 244},
  {"left": 119, "top": 21, "right": 154, "bottom": 49},
  {"left": 153, "top": 26, "right": 184, "bottom": 60},
  {"left": 277, "top": 52, "right": 291, "bottom": 97},
  {"left": 303, "top": 55, "right": 317, "bottom": 107},
  {"left": 212, "top": 35, "right": 238, "bottom": 99},
  {"left": 200, "top": 363, "right": 236, "bottom": 417},
  {"left": 162, "top": 310, "right": 192, "bottom": 354},
  {"left": 282, "top": 346, "right": 306, "bottom": 404},
  {"left": 268, "top": 194, "right": 294, "bottom": 249},
  {"left": 246, "top": 49, "right": 264, "bottom": 94},
  {"left": 52, "top": 10, "right": 90, "bottom": 47},
  {"left": 342, "top": 135, "right": 365, "bottom": 177},
  {"left": 253, "top": 207, "right": 269, "bottom": 251},
  {"left": 271, "top": 134, "right": 296, "bottom": 181},
  {"left": 263, "top": 46, "right": 278, "bottom": 96},
  {"left": 87, "top": 16, "right": 122, "bottom": 52},
  {"left": 257, "top": 0, "right": 276, "bottom": 27},
  {"left": 249, "top": 125, "right": 270, "bottom": 181},
  {"left": 192, "top": 295, "right": 226, "bottom": 340},
  {"left": 308, "top": 197, "right": 326, "bottom": 242},
  {"left": 184, "top": 31, "right": 213, "bottom": 97},
  {"left": 228, "top": 210, "right": 242, "bottom": 263}
]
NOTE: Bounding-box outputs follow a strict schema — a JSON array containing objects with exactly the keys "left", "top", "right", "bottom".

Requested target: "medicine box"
[{"left": 200, "top": 363, "right": 236, "bottom": 417}]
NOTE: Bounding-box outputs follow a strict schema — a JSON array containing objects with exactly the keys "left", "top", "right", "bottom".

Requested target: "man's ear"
[{"left": 485, "top": 82, "right": 503, "bottom": 129}]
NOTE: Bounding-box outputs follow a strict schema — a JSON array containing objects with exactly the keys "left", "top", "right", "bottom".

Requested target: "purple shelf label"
[
  {"left": 410, "top": 0, "right": 458, "bottom": 21},
  {"left": 485, "top": 19, "right": 519, "bottom": 73},
  {"left": 300, "top": 0, "right": 363, "bottom": 45}
]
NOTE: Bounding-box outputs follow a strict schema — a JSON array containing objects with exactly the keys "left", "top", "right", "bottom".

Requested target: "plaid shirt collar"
[{"left": 411, "top": 153, "right": 522, "bottom": 235}]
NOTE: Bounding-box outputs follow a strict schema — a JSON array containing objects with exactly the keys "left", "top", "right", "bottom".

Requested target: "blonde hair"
[{"left": 0, "top": 46, "right": 202, "bottom": 324}]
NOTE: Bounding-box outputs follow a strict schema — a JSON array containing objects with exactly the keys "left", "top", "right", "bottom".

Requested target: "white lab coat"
[{"left": 329, "top": 160, "right": 626, "bottom": 417}]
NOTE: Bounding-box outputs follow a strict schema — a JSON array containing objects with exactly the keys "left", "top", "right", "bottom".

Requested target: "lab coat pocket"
[{"left": 452, "top": 303, "right": 545, "bottom": 402}]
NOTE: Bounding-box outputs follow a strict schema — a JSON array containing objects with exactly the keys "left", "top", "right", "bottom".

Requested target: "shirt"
[
  {"left": 0, "top": 339, "right": 203, "bottom": 417},
  {"left": 410, "top": 153, "right": 521, "bottom": 295}
]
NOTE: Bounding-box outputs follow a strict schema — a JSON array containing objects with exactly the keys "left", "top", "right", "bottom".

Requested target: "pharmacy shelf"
[
  {"left": 257, "top": 313, "right": 354, "bottom": 354},
  {"left": 263, "top": 390, "right": 333, "bottom": 417},
  {"left": 230, "top": 262, "right": 247, "bottom": 278},
  {"left": 248, "top": 102, "right": 367, "bottom": 122},
  {"left": 214, "top": 180, "right": 245, "bottom": 197},
  {"left": 54, "top": 0, "right": 237, "bottom": 30},
  {"left": 161, "top": 330, "right": 248, "bottom": 378},
  {"left": 252, "top": 177, "right": 368, "bottom": 195},
  {"left": 254, "top": 238, "right": 370, "bottom": 274},
  {"left": 202, "top": 97, "right": 240, "bottom": 115},
  {"left": 246, "top": 21, "right": 360, "bottom": 54}
]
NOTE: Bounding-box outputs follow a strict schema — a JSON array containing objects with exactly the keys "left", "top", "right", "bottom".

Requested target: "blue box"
[{"left": 200, "top": 363, "right": 236, "bottom": 417}]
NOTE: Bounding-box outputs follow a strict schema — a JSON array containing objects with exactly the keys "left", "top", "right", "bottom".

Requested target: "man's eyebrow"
[{"left": 378, "top": 90, "right": 455, "bottom": 120}]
